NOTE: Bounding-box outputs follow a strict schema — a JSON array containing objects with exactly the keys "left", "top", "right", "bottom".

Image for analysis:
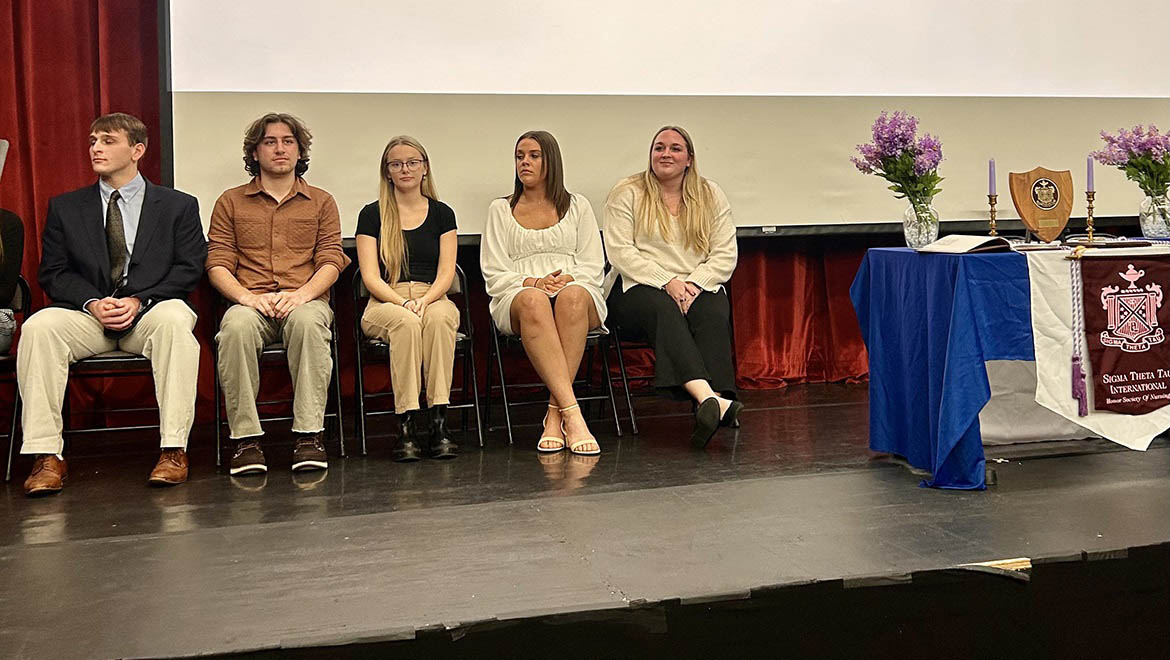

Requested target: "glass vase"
[
  {"left": 1139, "top": 193, "right": 1170, "bottom": 238},
  {"left": 903, "top": 202, "right": 939, "bottom": 248}
]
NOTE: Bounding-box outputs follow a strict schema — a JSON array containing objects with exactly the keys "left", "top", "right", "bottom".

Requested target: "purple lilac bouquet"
[
  {"left": 851, "top": 111, "right": 943, "bottom": 216},
  {"left": 1091, "top": 125, "right": 1170, "bottom": 199}
]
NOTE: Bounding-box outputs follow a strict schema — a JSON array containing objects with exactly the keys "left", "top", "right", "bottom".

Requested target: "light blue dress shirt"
[{"left": 99, "top": 172, "right": 145, "bottom": 281}]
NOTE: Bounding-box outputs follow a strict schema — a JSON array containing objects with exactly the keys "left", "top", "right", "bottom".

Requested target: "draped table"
[{"left": 849, "top": 248, "right": 1036, "bottom": 489}]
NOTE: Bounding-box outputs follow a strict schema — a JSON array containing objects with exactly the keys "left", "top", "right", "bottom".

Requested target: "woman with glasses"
[
  {"left": 480, "top": 130, "right": 605, "bottom": 456},
  {"left": 356, "top": 136, "right": 460, "bottom": 461},
  {"left": 603, "top": 125, "right": 741, "bottom": 449}
]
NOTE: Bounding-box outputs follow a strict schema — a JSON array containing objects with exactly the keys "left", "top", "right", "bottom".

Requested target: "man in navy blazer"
[{"left": 17, "top": 113, "right": 206, "bottom": 495}]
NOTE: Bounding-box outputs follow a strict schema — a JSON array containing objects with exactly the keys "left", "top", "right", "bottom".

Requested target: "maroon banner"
[{"left": 1082, "top": 256, "right": 1170, "bottom": 414}]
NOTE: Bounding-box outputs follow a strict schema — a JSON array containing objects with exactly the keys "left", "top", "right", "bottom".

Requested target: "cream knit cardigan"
[{"left": 602, "top": 179, "right": 737, "bottom": 295}]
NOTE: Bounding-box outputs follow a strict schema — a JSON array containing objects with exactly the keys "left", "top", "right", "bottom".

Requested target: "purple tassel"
[{"left": 1071, "top": 355, "right": 1089, "bottom": 417}]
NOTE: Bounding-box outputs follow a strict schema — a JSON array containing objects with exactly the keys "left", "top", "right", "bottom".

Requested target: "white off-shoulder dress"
[{"left": 480, "top": 193, "right": 607, "bottom": 335}]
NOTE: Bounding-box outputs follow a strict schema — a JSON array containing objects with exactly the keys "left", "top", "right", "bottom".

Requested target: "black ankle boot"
[
  {"left": 393, "top": 410, "right": 423, "bottom": 462},
  {"left": 427, "top": 405, "right": 458, "bottom": 459}
]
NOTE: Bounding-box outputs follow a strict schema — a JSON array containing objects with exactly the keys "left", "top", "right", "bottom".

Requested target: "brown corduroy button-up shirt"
[{"left": 206, "top": 177, "right": 350, "bottom": 301}]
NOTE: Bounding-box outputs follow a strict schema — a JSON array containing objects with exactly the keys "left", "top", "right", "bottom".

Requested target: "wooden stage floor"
[{"left": 1, "top": 384, "right": 1167, "bottom": 658}]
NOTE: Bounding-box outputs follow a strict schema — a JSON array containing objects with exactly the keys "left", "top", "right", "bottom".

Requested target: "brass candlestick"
[
  {"left": 987, "top": 194, "right": 998, "bottom": 236},
  {"left": 1085, "top": 191, "right": 1096, "bottom": 243}
]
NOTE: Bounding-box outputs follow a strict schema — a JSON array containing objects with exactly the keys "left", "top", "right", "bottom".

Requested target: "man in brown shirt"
[{"left": 206, "top": 112, "right": 350, "bottom": 476}]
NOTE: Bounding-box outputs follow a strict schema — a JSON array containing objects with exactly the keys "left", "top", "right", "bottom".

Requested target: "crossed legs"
[
  {"left": 508, "top": 285, "right": 601, "bottom": 453},
  {"left": 607, "top": 283, "right": 740, "bottom": 445}
]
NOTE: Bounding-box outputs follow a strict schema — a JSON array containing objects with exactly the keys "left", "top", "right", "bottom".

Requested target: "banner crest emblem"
[{"left": 1100, "top": 263, "right": 1164, "bottom": 352}]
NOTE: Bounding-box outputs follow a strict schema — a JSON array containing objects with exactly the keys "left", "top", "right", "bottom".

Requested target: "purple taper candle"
[
  {"left": 989, "top": 159, "right": 996, "bottom": 196},
  {"left": 1086, "top": 156, "right": 1095, "bottom": 193}
]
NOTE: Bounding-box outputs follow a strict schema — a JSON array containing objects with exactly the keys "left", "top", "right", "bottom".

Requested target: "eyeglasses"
[{"left": 387, "top": 159, "right": 426, "bottom": 172}]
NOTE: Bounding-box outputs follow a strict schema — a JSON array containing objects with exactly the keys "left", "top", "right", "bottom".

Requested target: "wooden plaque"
[{"left": 1008, "top": 167, "right": 1074, "bottom": 243}]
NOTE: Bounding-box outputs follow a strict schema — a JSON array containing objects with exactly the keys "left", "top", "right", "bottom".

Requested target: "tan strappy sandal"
[
  {"left": 537, "top": 404, "right": 566, "bottom": 453},
  {"left": 559, "top": 403, "right": 601, "bottom": 456}
]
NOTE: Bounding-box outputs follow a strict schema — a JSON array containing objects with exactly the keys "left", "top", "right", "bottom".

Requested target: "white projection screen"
[{"left": 169, "top": 0, "right": 1170, "bottom": 235}]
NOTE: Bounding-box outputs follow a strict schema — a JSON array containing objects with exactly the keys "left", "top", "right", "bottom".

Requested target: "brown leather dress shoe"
[
  {"left": 148, "top": 448, "right": 189, "bottom": 486},
  {"left": 24, "top": 455, "right": 67, "bottom": 496}
]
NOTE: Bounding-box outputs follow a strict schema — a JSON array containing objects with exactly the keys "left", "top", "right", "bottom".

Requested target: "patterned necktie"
[{"left": 106, "top": 189, "right": 127, "bottom": 289}]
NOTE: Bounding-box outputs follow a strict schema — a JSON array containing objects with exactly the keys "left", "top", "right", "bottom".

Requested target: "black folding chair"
[
  {"left": 484, "top": 314, "right": 627, "bottom": 445},
  {"left": 607, "top": 322, "right": 641, "bottom": 435},
  {"left": 3, "top": 275, "right": 32, "bottom": 481},
  {"left": 351, "top": 264, "right": 483, "bottom": 454}
]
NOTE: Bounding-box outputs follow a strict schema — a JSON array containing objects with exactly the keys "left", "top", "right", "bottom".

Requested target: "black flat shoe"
[
  {"left": 392, "top": 438, "right": 422, "bottom": 463},
  {"left": 394, "top": 411, "right": 424, "bottom": 462},
  {"left": 428, "top": 433, "right": 459, "bottom": 459},
  {"left": 426, "top": 405, "right": 459, "bottom": 459},
  {"left": 691, "top": 398, "right": 721, "bottom": 449},
  {"left": 719, "top": 400, "right": 744, "bottom": 428}
]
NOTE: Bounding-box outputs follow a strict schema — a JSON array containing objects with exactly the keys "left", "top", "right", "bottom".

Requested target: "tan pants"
[
  {"left": 16, "top": 300, "right": 200, "bottom": 454},
  {"left": 361, "top": 282, "right": 459, "bottom": 414},
  {"left": 215, "top": 299, "right": 333, "bottom": 439}
]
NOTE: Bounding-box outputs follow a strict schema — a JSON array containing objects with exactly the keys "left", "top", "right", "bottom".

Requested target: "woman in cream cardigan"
[
  {"left": 480, "top": 130, "right": 606, "bottom": 456},
  {"left": 603, "top": 125, "right": 742, "bottom": 449}
]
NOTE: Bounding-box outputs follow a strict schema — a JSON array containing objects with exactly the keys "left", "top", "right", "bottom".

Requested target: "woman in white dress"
[{"left": 480, "top": 130, "right": 606, "bottom": 455}]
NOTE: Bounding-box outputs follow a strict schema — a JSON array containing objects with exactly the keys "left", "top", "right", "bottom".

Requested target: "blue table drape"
[{"left": 850, "top": 248, "right": 1034, "bottom": 489}]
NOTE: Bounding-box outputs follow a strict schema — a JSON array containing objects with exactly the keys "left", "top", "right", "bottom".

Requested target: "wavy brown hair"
[
  {"left": 510, "top": 130, "right": 571, "bottom": 218},
  {"left": 242, "top": 112, "right": 312, "bottom": 177}
]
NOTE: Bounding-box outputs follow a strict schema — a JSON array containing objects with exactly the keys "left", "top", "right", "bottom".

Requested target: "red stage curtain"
[
  {"left": 613, "top": 239, "right": 871, "bottom": 390},
  {"left": 1, "top": 0, "right": 166, "bottom": 430},
  {"left": 1, "top": 0, "right": 161, "bottom": 298},
  {"left": 730, "top": 238, "right": 869, "bottom": 388}
]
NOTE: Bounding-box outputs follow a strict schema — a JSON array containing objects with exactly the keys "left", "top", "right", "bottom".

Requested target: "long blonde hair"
[
  {"left": 620, "top": 125, "right": 714, "bottom": 253},
  {"left": 377, "top": 136, "right": 438, "bottom": 284}
]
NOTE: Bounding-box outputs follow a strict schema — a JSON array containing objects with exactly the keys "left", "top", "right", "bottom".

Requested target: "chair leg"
[
  {"left": 729, "top": 312, "right": 741, "bottom": 429},
  {"left": 600, "top": 340, "right": 622, "bottom": 437},
  {"left": 583, "top": 343, "right": 598, "bottom": 419},
  {"left": 331, "top": 330, "right": 346, "bottom": 458},
  {"left": 491, "top": 325, "right": 514, "bottom": 445},
  {"left": 62, "top": 390, "right": 71, "bottom": 433},
  {"left": 459, "top": 349, "right": 470, "bottom": 436},
  {"left": 214, "top": 356, "right": 223, "bottom": 468},
  {"left": 5, "top": 390, "right": 20, "bottom": 482},
  {"left": 583, "top": 344, "right": 594, "bottom": 394},
  {"left": 612, "top": 330, "right": 639, "bottom": 435},
  {"left": 467, "top": 342, "right": 484, "bottom": 448},
  {"left": 355, "top": 345, "right": 368, "bottom": 456},
  {"left": 483, "top": 332, "right": 494, "bottom": 431}
]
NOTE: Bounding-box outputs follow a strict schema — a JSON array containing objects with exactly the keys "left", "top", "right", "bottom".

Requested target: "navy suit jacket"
[{"left": 38, "top": 178, "right": 207, "bottom": 327}]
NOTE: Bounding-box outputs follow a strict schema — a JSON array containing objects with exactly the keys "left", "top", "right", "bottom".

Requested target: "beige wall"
[{"left": 173, "top": 93, "right": 1170, "bottom": 235}]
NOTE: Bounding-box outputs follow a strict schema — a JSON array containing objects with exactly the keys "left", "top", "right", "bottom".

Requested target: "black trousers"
[{"left": 607, "top": 281, "right": 736, "bottom": 399}]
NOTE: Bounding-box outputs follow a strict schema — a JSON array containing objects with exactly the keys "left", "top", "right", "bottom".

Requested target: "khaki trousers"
[
  {"left": 361, "top": 282, "right": 459, "bottom": 414},
  {"left": 215, "top": 299, "right": 333, "bottom": 439},
  {"left": 16, "top": 300, "right": 200, "bottom": 454}
]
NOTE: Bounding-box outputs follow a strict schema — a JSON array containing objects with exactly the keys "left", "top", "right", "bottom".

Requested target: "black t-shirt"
[{"left": 356, "top": 198, "right": 457, "bottom": 284}]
